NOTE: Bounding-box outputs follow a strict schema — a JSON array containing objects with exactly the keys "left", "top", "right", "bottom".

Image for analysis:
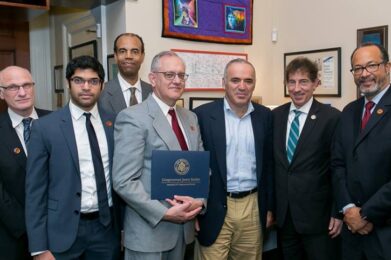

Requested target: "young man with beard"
[
  {"left": 26, "top": 56, "right": 121, "bottom": 260},
  {"left": 332, "top": 43, "right": 391, "bottom": 260},
  {"left": 99, "top": 33, "right": 152, "bottom": 114}
]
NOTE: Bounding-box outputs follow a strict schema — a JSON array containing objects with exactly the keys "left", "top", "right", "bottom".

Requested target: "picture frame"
[
  {"left": 69, "top": 40, "right": 97, "bottom": 60},
  {"left": 172, "top": 49, "right": 247, "bottom": 91},
  {"left": 283, "top": 47, "right": 341, "bottom": 97},
  {"left": 53, "top": 65, "right": 64, "bottom": 93},
  {"left": 189, "top": 97, "right": 222, "bottom": 110},
  {"left": 107, "top": 54, "right": 118, "bottom": 81},
  {"left": 176, "top": 98, "right": 184, "bottom": 108},
  {"left": 357, "top": 25, "right": 388, "bottom": 50},
  {"left": 162, "top": 0, "right": 253, "bottom": 44}
]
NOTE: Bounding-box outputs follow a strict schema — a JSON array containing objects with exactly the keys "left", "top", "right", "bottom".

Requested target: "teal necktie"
[{"left": 287, "top": 110, "right": 301, "bottom": 163}]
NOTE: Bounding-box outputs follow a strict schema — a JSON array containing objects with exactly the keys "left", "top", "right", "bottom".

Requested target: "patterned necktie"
[
  {"left": 22, "top": 117, "right": 32, "bottom": 145},
  {"left": 168, "top": 109, "right": 188, "bottom": 151},
  {"left": 84, "top": 113, "right": 111, "bottom": 226},
  {"left": 287, "top": 110, "right": 301, "bottom": 163},
  {"left": 129, "top": 87, "right": 138, "bottom": 106},
  {"left": 361, "top": 101, "right": 375, "bottom": 130}
]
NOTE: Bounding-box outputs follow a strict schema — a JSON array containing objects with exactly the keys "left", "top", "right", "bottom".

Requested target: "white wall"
[{"left": 118, "top": 0, "right": 391, "bottom": 110}]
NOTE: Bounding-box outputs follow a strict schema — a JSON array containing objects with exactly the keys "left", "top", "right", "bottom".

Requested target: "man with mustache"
[
  {"left": 332, "top": 43, "right": 391, "bottom": 260},
  {"left": 26, "top": 56, "right": 121, "bottom": 259},
  {"left": 100, "top": 33, "right": 152, "bottom": 114}
]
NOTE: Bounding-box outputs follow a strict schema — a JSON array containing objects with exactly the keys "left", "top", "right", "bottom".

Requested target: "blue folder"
[{"left": 151, "top": 150, "right": 210, "bottom": 200}]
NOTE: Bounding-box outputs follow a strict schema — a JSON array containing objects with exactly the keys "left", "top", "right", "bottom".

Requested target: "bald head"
[{"left": 0, "top": 66, "right": 35, "bottom": 117}]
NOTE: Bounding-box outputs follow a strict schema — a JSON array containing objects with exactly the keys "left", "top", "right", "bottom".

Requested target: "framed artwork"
[
  {"left": 53, "top": 65, "right": 64, "bottom": 93},
  {"left": 107, "top": 54, "right": 118, "bottom": 81},
  {"left": 176, "top": 98, "right": 184, "bottom": 107},
  {"left": 189, "top": 97, "right": 222, "bottom": 110},
  {"left": 69, "top": 40, "right": 97, "bottom": 60},
  {"left": 163, "top": 0, "right": 253, "bottom": 44},
  {"left": 357, "top": 25, "right": 388, "bottom": 50},
  {"left": 172, "top": 49, "right": 247, "bottom": 91},
  {"left": 283, "top": 47, "right": 341, "bottom": 97}
]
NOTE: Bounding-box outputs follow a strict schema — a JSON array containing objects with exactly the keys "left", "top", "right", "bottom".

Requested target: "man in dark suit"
[
  {"left": 26, "top": 56, "right": 121, "bottom": 259},
  {"left": 194, "top": 59, "right": 274, "bottom": 259},
  {"left": 0, "top": 66, "right": 50, "bottom": 260},
  {"left": 273, "top": 57, "right": 341, "bottom": 260},
  {"left": 99, "top": 33, "right": 152, "bottom": 114},
  {"left": 332, "top": 43, "right": 391, "bottom": 260}
]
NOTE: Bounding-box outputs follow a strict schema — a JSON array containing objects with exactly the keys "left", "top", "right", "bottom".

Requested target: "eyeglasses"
[
  {"left": 0, "top": 82, "right": 35, "bottom": 93},
  {"left": 70, "top": 77, "right": 102, "bottom": 87},
  {"left": 350, "top": 62, "right": 386, "bottom": 75},
  {"left": 154, "top": 71, "right": 189, "bottom": 81}
]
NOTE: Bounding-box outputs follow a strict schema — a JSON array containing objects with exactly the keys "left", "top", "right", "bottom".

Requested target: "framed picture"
[
  {"left": 176, "top": 98, "right": 184, "bottom": 108},
  {"left": 172, "top": 49, "right": 247, "bottom": 91},
  {"left": 283, "top": 47, "right": 341, "bottom": 97},
  {"left": 357, "top": 25, "right": 388, "bottom": 50},
  {"left": 162, "top": 0, "right": 253, "bottom": 44},
  {"left": 69, "top": 40, "right": 97, "bottom": 60},
  {"left": 53, "top": 65, "right": 64, "bottom": 93},
  {"left": 189, "top": 97, "right": 222, "bottom": 110},
  {"left": 107, "top": 54, "right": 118, "bottom": 81}
]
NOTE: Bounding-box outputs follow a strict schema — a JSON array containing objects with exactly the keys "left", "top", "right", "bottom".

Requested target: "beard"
[
  {"left": 359, "top": 83, "right": 382, "bottom": 98},
  {"left": 357, "top": 74, "right": 388, "bottom": 98}
]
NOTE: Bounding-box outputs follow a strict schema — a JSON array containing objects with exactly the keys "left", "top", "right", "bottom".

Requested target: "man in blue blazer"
[
  {"left": 26, "top": 56, "right": 121, "bottom": 259},
  {"left": 332, "top": 43, "right": 391, "bottom": 260},
  {"left": 99, "top": 33, "right": 152, "bottom": 114},
  {"left": 0, "top": 66, "right": 50, "bottom": 260},
  {"left": 194, "top": 59, "right": 274, "bottom": 259}
]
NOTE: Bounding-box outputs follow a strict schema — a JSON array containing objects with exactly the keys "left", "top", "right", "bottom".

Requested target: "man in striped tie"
[{"left": 273, "top": 57, "right": 342, "bottom": 260}]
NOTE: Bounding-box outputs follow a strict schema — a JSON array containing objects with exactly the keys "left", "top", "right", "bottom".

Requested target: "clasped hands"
[
  {"left": 163, "top": 195, "right": 203, "bottom": 224},
  {"left": 344, "top": 206, "right": 373, "bottom": 235}
]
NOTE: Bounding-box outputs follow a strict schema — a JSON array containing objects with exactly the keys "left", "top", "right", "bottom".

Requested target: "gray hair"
[
  {"left": 150, "top": 51, "right": 184, "bottom": 72},
  {"left": 223, "top": 58, "right": 256, "bottom": 80}
]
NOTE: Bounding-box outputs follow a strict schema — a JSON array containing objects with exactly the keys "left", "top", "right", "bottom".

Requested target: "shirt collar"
[
  {"left": 365, "top": 85, "right": 390, "bottom": 105},
  {"left": 117, "top": 72, "right": 141, "bottom": 92},
  {"left": 69, "top": 100, "right": 99, "bottom": 121},
  {"left": 289, "top": 97, "right": 313, "bottom": 115},
  {"left": 152, "top": 93, "right": 176, "bottom": 116},
  {"left": 223, "top": 97, "right": 254, "bottom": 118},
  {"left": 8, "top": 107, "right": 38, "bottom": 128}
]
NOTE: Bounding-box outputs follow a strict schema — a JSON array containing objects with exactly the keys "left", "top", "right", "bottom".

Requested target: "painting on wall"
[
  {"left": 162, "top": 0, "right": 253, "bottom": 44},
  {"left": 357, "top": 25, "right": 388, "bottom": 50},
  {"left": 284, "top": 47, "right": 341, "bottom": 97},
  {"left": 69, "top": 40, "right": 97, "bottom": 60}
]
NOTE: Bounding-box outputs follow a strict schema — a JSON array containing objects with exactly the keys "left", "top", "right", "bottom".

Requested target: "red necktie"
[
  {"left": 361, "top": 101, "right": 375, "bottom": 130},
  {"left": 168, "top": 109, "right": 188, "bottom": 151}
]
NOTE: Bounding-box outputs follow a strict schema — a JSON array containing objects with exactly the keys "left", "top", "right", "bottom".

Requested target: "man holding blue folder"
[{"left": 112, "top": 51, "right": 204, "bottom": 260}]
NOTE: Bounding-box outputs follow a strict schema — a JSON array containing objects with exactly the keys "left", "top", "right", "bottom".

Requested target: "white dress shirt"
[
  {"left": 224, "top": 98, "right": 257, "bottom": 192},
  {"left": 285, "top": 97, "right": 313, "bottom": 148},
  {"left": 8, "top": 107, "right": 38, "bottom": 156},
  {"left": 69, "top": 101, "right": 113, "bottom": 213},
  {"left": 117, "top": 72, "right": 142, "bottom": 106}
]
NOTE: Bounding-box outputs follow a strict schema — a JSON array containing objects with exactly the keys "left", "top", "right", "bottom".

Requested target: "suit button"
[
  {"left": 76, "top": 192, "right": 81, "bottom": 197},
  {"left": 74, "top": 210, "right": 79, "bottom": 215}
]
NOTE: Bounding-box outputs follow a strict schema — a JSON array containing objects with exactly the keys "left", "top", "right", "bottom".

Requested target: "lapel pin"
[
  {"left": 377, "top": 108, "right": 384, "bottom": 115},
  {"left": 105, "top": 121, "right": 113, "bottom": 127},
  {"left": 190, "top": 125, "right": 195, "bottom": 131},
  {"left": 14, "top": 147, "right": 21, "bottom": 154},
  {"left": 311, "top": 114, "right": 317, "bottom": 120}
]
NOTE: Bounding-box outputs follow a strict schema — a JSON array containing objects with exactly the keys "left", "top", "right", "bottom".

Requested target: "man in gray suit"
[
  {"left": 112, "top": 51, "right": 204, "bottom": 260},
  {"left": 99, "top": 33, "right": 152, "bottom": 114}
]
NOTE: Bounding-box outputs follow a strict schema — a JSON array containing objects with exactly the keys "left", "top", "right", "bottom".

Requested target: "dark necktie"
[
  {"left": 22, "top": 117, "right": 32, "bottom": 145},
  {"left": 287, "top": 110, "right": 301, "bottom": 163},
  {"left": 168, "top": 109, "right": 188, "bottom": 151},
  {"left": 84, "top": 113, "right": 111, "bottom": 226},
  {"left": 129, "top": 87, "right": 138, "bottom": 106},
  {"left": 361, "top": 101, "right": 375, "bottom": 130}
]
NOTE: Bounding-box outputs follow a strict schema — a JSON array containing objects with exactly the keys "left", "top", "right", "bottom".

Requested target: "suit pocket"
[{"left": 48, "top": 198, "right": 58, "bottom": 211}]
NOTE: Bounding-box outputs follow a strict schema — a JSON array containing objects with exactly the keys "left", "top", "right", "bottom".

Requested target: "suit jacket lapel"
[
  {"left": 291, "top": 100, "right": 320, "bottom": 165},
  {"left": 141, "top": 80, "right": 151, "bottom": 101},
  {"left": 0, "top": 114, "right": 27, "bottom": 169},
  {"left": 275, "top": 104, "right": 290, "bottom": 168},
  {"left": 210, "top": 101, "right": 228, "bottom": 185},
  {"left": 109, "top": 77, "right": 127, "bottom": 112},
  {"left": 355, "top": 87, "right": 391, "bottom": 149},
  {"left": 176, "top": 107, "right": 197, "bottom": 150},
  {"left": 99, "top": 110, "right": 114, "bottom": 167},
  {"left": 60, "top": 105, "right": 80, "bottom": 173},
  {"left": 147, "top": 97, "right": 181, "bottom": 150},
  {"left": 251, "top": 107, "right": 264, "bottom": 183}
]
